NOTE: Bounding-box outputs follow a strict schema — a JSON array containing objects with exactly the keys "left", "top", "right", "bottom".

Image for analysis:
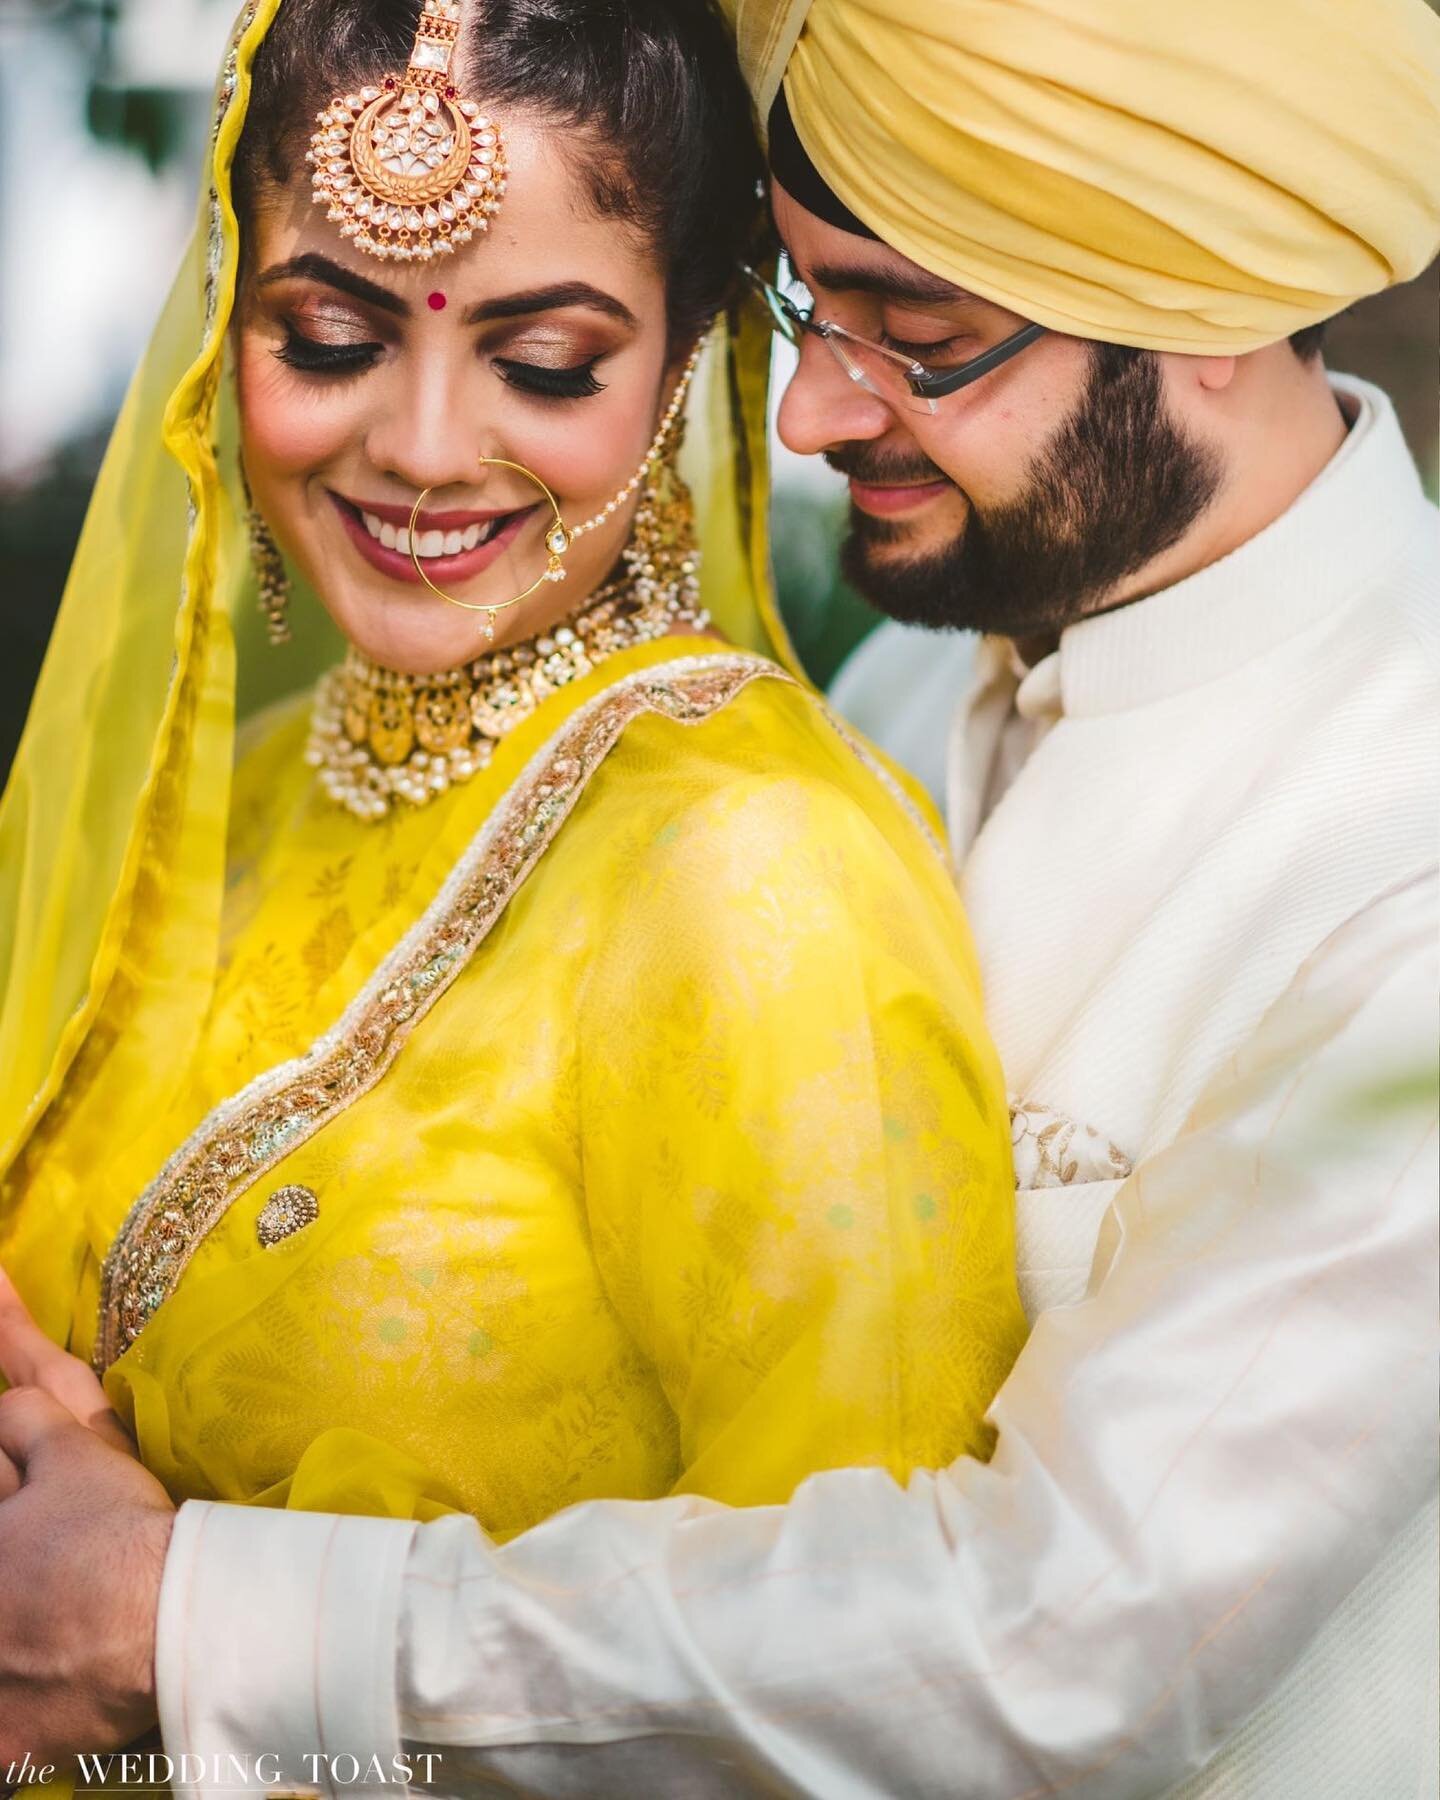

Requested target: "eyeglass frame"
[{"left": 742, "top": 263, "right": 1046, "bottom": 409}]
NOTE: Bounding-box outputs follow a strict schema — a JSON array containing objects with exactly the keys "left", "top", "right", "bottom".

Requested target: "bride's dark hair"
[{"left": 234, "top": 0, "right": 764, "bottom": 349}]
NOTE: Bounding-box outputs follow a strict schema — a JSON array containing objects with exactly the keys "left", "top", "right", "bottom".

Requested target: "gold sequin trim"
[
  {"left": 816, "top": 704, "right": 949, "bottom": 868},
  {"left": 95, "top": 655, "right": 785, "bottom": 1370}
]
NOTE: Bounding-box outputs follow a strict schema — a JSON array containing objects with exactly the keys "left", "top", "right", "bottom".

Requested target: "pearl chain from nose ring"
[{"left": 567, "top": 341, "right": 703, "bottom": 542}]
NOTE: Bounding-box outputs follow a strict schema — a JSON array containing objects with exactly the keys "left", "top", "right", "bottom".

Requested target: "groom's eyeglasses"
[{"left": 742, "top": 264, "right": 1046, "bottom": 417}]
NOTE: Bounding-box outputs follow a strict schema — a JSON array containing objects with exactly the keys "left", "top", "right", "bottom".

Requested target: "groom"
[{"left": 1, "top": 0, "right": 1438, "bottom": 1791}]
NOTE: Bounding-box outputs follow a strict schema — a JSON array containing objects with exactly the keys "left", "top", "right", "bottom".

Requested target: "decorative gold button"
[{"left": 256, "top": 1184, "right": 320, "bottom": 1247}]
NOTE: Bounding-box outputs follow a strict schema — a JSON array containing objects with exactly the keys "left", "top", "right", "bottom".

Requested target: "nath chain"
[
  {"left": 407, "top": 342, "right": 705, "bottom": 640},
  {"left": 569, "top": 341, "right": 702, "bottom": 540}
]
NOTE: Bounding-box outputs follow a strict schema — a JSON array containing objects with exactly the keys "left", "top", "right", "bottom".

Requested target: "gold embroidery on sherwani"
[
  {"left": 96, "top": 654, "right": 785, "bottom": 1371},
  {"left": 1009, "top": 1101, "right": 1132, "bottom": 1189}
]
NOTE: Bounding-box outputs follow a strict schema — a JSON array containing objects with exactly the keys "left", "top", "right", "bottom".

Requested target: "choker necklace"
[{"left": 306, "top": 575, "right": 708, "bottom": 821}]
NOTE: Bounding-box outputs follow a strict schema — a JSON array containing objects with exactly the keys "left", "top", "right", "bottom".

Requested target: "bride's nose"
[{"left": 364, "top": 355, "right": 486, "bottom": 494}]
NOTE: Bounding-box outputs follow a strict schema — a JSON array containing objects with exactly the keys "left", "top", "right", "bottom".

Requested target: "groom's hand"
[{"left": 0, "top": 1387, "right": 173, "bottom": 1761}]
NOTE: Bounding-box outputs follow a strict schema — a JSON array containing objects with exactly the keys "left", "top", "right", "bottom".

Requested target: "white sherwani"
[{"left": 160, "top": 377, "right": 1439, "bottom": 1798}]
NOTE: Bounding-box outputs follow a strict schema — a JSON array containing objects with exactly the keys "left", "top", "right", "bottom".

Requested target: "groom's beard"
[{"left": 831, "top": 347, "right": 1223, "bottom": 642}]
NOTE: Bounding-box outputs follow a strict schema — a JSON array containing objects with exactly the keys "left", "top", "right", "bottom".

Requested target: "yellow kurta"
[{"left": 15, "top": 636, "right": 1024, "bottom": 1537}]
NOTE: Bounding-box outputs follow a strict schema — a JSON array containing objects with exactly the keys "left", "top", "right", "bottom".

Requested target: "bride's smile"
[
  {"left": 328, "top": 488, "right": 539, "bottom": 582},
  {"left": 237, "top": 113, "right": 679, "bottom": 675}
]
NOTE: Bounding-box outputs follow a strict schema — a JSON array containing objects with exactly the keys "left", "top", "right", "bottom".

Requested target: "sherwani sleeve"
[{"left": 156, "top": 870, "right": 1438, "bottom": 1799}]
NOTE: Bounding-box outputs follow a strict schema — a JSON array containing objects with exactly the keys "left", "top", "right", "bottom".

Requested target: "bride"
[{"left": 0, "top": 0, "right": 1025, "bottom": 1541}]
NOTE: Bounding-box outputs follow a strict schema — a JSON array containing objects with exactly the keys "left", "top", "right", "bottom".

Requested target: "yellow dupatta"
[
  {"left": 0, "top": 0, "right": 794, "bottom": 1296},
  {"left": 0, "top": 0, "right": 1026, "bottom": 1537}
]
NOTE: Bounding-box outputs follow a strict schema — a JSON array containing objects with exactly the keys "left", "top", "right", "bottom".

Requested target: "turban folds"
[{"left": 725, "top": 0, "right": 1440, "bottom": 353}]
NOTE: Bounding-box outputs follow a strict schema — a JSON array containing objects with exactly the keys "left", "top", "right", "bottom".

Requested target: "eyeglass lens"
[{"left": 765, "top": 265, "right": 937, "bottom": 415}]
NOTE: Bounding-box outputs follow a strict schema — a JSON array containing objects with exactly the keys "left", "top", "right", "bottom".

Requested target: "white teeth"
[{"left": 356, "top": 508, "right": 500, "bottom": 559}]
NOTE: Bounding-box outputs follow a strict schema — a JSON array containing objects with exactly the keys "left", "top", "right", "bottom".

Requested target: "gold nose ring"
[{"left": 408, "top": 456, "right": 570, "bottom": 642}]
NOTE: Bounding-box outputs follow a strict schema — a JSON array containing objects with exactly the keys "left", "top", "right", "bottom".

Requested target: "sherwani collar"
[
  {"left": 1051, "top": 375, "right": 1427, "bottom": 719},
  {"left": 948, "top": 376, "right": 1426, "bottom": 854}
]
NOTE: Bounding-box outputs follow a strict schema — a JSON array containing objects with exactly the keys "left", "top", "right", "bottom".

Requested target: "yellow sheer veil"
[{"left": 0, "top": 0, "right": 797, "bottom": 1192}]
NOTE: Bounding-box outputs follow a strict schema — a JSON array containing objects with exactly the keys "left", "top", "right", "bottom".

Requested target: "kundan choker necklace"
[{"left": 306, "top": 575, "right": 708, "bottom": 820}]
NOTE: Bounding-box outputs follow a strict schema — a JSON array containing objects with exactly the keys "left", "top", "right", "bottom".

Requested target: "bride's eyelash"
[
  {"left": 495, "top": 357, "right": 606, "bottom": 401},
  {"left": 271, "top": 331, "right": 606, "bottom": 399},
  {"left": 275, "top": 326, "right": 381, "bottom": 376}
]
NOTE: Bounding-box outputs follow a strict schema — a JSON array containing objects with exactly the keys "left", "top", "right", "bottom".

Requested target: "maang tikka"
[{"left": 306, "top": 0, "right": 504, "bottom": 263}]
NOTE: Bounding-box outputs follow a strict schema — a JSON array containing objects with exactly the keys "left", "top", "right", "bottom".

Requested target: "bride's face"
[{"left": 235, "top": 108, "right": 678, "bottom": 673}]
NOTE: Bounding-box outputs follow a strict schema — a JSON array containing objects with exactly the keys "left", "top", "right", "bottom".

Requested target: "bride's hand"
[{"left": 0, "top": 1266, "right": 135, "bottom": 1493}]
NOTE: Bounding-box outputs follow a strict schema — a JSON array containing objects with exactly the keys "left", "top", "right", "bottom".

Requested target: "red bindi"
[{"left": 427, "top": 291, "right": 447, "bottom": 311}]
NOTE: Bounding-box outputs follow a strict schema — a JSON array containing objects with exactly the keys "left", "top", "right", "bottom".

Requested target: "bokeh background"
[{"left": 2, "top": 0, "right": 1436, "bottom": 786}]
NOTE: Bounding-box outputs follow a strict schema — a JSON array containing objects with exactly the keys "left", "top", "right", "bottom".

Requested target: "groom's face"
[{"left": 771, "top": 184, "right": 1221, "bottom": 643}]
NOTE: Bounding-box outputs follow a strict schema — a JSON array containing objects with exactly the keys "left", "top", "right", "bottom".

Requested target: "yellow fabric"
[
  {"left": 0, "top": 0, "right": 1026, "bottom": 1535},
  {"left": 0, "top": 0, "right": 798, "bottom": 1213},
  {"left": 52, "top": 648, "right": 1018, "bottom": 1530},
  {"left": 728, "top": 0, "right": 1440, "bottom": 353}
]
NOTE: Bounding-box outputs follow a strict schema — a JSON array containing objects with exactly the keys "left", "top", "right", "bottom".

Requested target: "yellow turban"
[{"left": 726, "top": 0, "right": 1440, "bottom": 353}]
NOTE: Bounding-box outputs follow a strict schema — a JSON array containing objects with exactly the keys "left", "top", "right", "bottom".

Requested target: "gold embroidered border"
[
  {"left": 816, "top": 705, "right": 950, "bottom": 870},
  {"left": 96, "top": 654, "right": 785, "bottom": 1371}
]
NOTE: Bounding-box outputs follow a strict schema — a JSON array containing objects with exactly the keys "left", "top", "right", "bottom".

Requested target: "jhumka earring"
[
  {"left": 408, "top": 340, "right": 705, "bottom": 641},
  {"left": 625, "top": 403, "right": 698, "bottom": 607},
  {"left": 306, "top": 0, "right": 504, "bottom": 264},
  {"left": 245, "top": 501, "right": 291, "bottom": 646}
]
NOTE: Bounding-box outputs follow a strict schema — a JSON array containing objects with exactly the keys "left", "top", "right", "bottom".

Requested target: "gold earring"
[
  {"left": 565, "top": 342, "right": 701, "bottom": 558},
  {"left": 625, "top": 411, "right": 698, "bottom": 602},
  {"left": 409, "top": 459, "right": 570, "bottom": 643},
  {"left": 247, "top": 505, "right": 291, "bottom": 646}
]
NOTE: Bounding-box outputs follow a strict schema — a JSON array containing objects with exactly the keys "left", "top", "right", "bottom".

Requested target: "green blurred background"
[{"left": 1, "top": 0, "right": 1436, "bottom": 786}]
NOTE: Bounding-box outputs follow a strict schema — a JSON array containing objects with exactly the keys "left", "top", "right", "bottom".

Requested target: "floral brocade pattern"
[
  {"left": 84, "top": 640, "right": 1025, "bottom": 1538},
  {"left": 96, "top": 656, "right": 780, "bottom": 1370}
]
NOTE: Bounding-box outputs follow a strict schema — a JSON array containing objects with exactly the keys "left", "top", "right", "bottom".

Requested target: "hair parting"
[{"left": 233, "top": 0, "right": 766, "bottom": 350}]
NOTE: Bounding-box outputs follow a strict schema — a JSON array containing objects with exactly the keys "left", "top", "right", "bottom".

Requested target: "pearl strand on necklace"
[{"left": 306, "top": 511, "right": 708, "bottom": 820}]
